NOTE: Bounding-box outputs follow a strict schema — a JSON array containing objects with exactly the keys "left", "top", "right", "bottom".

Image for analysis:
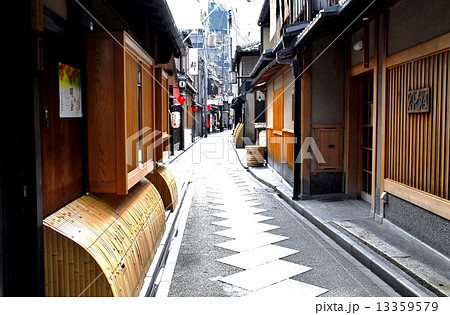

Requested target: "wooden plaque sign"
[{"left": 408, "top": 87, "right": 430, "bottom": 113}]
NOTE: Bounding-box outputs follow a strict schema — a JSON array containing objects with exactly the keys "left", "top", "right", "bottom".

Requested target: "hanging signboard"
[
  {"left": 59, "top": 62, "right": 82, "bottom": 118},
  {"left": 189, "top": 48, "right": 198, "bottom": 76}
]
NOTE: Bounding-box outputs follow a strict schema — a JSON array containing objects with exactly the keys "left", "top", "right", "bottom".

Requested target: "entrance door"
[
  {"left": 40, "top": 30, "right": 84, "bottom": 217},
  {"left": 360, "top": 76, "right": 374, "bottom": 203}
]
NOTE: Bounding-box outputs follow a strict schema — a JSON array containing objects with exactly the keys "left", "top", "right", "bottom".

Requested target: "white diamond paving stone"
[
  {"left": 214, "top": 232, "right": 288, "bottom": 252},
  {"left": 213, "top": 207, "right": 269, "bottom": 215},
  {"left": 218, "top": 260, "right": 312, "bottom": 291},
  {"left": 211, "top": 212, "right": 273, "bottom": 221},
  {"left": 245, "top": 279, "right": 328, "bottom": 298},
  {"left": 214, "top": 222, "right": 280, "bottom": 237},
  {"left": 211, "top": 216, "right": 273, "bottom": 227},
  {"left": 207, "top": 186, "right": 330, "bottom": 297},
  {"left": 214, "top": 226, "right": 280, "bottom": 239},
  {"left": 209, "top": 207, "right": 266, "bottom": 214},
  {"left": 209, "top": 203, "right": 264, "bottom": 211},
  {"left": 217, "top": 244, "right": 298, "bottom": 269}
]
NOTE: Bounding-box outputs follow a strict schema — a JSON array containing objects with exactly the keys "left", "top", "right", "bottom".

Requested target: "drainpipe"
[
  {"left": 306, "top": 0, "right": 312, "bottom": 22},
  {"left": 292, "top": 58, "right": 303, "bottom": 200},
  {"left": 379, "top": 191, "right": 388, "bottom": 223}
]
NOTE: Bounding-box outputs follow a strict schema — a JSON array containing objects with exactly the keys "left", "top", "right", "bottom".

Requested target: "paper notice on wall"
[{"left": 59, "top": 62, "right": 82, "bottom": 118}]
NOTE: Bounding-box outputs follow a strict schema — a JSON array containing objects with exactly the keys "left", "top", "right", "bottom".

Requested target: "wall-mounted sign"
[
  {"left": 59, "top": 62, "right": 82, "bottom": 118},
  {"left": 408, "top": 87, "right": 430, "bottom": 113}
]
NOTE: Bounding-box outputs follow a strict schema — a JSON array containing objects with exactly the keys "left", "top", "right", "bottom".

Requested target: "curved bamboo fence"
[
  {"left": 233, "top": 122, "right": 244, "bottom": 148},
  {"left": 43, "top": 179, "right": 166, "bottom": 297},
  {"left": 146, "top": 165, "right": 178, "bottom": 211}
]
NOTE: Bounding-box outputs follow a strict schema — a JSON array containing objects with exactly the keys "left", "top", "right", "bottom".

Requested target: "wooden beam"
[
  {"left": 385, "top": 179, "right": 450, "bottom": 221},
  {"left": 386, "top": 32, "right": 450, "bottom": 68},
  {"left": 349, "top": 58, "right": 375, "bottom": 77},
  {"left": 31, "top": 0, "right": 43, "bottom": 31},
  {"left": 363, "top": 21, "right": 370, "bottom": 68}
]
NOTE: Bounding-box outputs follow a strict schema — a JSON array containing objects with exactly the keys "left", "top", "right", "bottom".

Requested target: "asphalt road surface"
[{"left": 163, "top": 131, "right": 398, "bottom": 297}]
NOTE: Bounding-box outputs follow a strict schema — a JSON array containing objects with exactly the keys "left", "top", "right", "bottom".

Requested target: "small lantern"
[
  {"left": 177, "top": 95, "right": 186, "bottom": 104},
  {"left": 171, "top": 111, "right": 181, "bottom": 128},
  {"left": 193, "top": 106, "right": 198, "bottom": 112}
]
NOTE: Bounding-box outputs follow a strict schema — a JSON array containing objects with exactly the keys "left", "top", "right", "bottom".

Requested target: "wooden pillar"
[
  {"left": 371, "top": 15, "right": 380, "bottom": 212},
  {"left": 380, "top": 11, "right": 389, "bottom": 193},
  {"left": 293, "top": 60, "right": 303, "bottom": 200},
  {"left": 0, "top": 0, "right": 44, "bottom": 296},
  {"left": 300, "top": 46, "right": 312, "bottom": 199}
]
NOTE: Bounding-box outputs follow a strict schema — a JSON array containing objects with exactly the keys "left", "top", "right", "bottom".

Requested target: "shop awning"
[{"left": 251, "top": 59, "right": 285, "bottom": 86}]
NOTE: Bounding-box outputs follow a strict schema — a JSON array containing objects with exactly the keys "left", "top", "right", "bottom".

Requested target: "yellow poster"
[{"left": 59, "top": 62, "right": 82, "bottom": 118}]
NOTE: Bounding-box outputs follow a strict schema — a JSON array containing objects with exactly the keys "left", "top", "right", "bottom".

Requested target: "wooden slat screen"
[
  {"left": 285, "top": 131, "right": 295, "bottom": 169},
  {"left": 267, "top": 129, "right": 281, "bottom": 163},
  {"left": 267, "top": 129, "right": 294, "bottom": 168},
  {"left": 385, "top": 50, "right": 450, "bottom": 200},
  {"left": 273, "top": 88, "right": 284, "bottom": 132}
]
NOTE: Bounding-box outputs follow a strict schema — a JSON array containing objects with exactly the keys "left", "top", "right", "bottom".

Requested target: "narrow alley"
[
  {"left": 2, "top": 1, "right": 450, "bottom": 311},
  {"left": 154, "top": 131, "right": 398, "bottom": 297}
]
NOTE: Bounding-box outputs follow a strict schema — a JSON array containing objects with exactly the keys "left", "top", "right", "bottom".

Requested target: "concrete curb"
[
  {"left": 244, "top": 165, "right": 432, "bottom": 297},
  {"left": 139, "top": 180, "right": 191, "bottom": 297},
  {"left": 141, "top": 135, "right": 207, "bottom": 296}
]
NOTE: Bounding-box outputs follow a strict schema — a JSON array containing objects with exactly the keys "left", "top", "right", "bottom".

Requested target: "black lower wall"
[
  {"left": 311, "top": 172, "right": 343, "bottom": 195},
  {"left": 380, "top": 189, "right": 450, "bottom": 258},
  {"left": 268, "top": 154, "right": 344, "bottom": 195},
  {"left": 267, "top": 154, "right": 294, "bottom": 187}
]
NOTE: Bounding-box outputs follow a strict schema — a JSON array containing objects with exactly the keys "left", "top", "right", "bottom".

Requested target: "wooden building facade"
[
  {"left": 0, "top": 0, "right": 183, "bottom": 296},
  {"left": 252, "top": 0, "right": 450, "bottom": 258}
]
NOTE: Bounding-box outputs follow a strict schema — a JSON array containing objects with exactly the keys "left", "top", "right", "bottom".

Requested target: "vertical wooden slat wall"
[
  {"left": 267, "top": 129, "right": 280, "bottom": 163},
  {"left": 267, "top": 129, "right": 293, "bottom": 168},
  {"left": 273, "top": 89, "right": 284, "bottom": 133},
  {"left": 284, "top": 131, "right": 295, "bottom": 169},
  {"left": 385, "top": 50, "right": 450, "bottom": 200},
  {"left": 43, "top": 179, "right": 166, "bottom": 296}
]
